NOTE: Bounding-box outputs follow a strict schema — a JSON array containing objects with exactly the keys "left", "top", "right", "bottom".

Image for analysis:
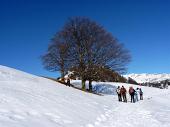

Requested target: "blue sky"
[{"left": 0, "top": 0, "right": 170, "bottom": 77}]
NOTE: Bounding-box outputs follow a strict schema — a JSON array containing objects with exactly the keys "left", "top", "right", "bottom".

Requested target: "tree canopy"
[{"left": 42, "top": 17, "right": 131, "bottom": 90}]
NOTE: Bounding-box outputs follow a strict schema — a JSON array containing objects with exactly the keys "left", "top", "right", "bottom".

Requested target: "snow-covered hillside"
[
  {"left": 0, "top": 65, "right": 170, "bottom": 127},
  {"left": 124, "top": 73, "right": 170, "bottom": 83}
]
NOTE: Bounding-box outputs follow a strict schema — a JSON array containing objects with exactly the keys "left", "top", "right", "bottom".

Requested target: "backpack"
[
  {"left": 121, "top": 88, "right": 126, "bottom": 94},
  {"left": 129, "top": 88, "right": 134, "bottom": 94},
  {"left": 116, "top": 88, "right": 121, "bottom": 94}
]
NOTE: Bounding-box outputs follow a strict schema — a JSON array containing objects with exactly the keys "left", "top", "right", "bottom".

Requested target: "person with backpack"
[
  {"left": 129, "top": 86, "right": 135, "bottom": 103},
  {"left": 139, "top": 88, "right": 143, "bottom": 100},
  {"left": 116, "top": 86, "right": 122, "bottom": 102},
  {"left": 120, "top": 86, "right": 127, "bottom": 102}
]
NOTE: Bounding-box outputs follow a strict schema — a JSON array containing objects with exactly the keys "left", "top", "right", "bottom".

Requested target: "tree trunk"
[
  {"left": 61, "top": 71, "right": 65, "bottom": 79},
  {"left": 82, "top": 79, "right": 86, "bottom": 90},
  {"left": 60, "top": 63, "right": 65, "bottom": 79},
  {"left": 89, "top": 80, "right": 92, "bottom": 92}
]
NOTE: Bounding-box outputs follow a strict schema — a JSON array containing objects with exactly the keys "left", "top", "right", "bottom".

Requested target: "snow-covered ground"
[
  {"left": 0, "top": 65, "right": 170, "bottom": 127},
  {"left": 124, "top": 73, "right": 170, "bottom": 83}
]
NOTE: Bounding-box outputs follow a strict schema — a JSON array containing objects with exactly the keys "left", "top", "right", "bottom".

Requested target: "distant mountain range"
[{"left": 124, "top": 73, "right": 170, "bottom": 83}]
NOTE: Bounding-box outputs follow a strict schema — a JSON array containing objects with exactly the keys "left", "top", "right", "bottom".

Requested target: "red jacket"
[{"left": 121, "top": 87, "right": 126, "bottom": 95}]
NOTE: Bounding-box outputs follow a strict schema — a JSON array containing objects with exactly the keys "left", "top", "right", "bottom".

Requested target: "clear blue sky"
[{"left": 0, "top": 0, "right": 170, "bottom": 78}]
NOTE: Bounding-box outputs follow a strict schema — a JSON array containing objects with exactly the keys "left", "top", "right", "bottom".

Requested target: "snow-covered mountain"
[
  {"left": 124, "top": 73, "right": 170, "bottom": 83},
  {"left": 0, "top": 65, "right": 170, "bottom": 127}
]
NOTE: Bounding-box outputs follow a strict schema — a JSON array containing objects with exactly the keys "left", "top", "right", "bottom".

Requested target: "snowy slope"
[
  {"left": 0, "top": 65, "right": 114, "bottom": 127},
  {"left": 0, "top": 65, "right": 170, "bottom": 127},
  {"left": 124, "top": 73, "right": 170, "bottom": 83}
]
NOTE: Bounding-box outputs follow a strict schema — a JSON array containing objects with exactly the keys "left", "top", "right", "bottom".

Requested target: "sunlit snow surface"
[{"left": 0, "top": 65, "right": 170, "bottom": 127}]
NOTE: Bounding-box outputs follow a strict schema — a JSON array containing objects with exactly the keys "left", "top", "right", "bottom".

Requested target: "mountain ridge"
[{"left": 124, "top": 73, "right": 170, "bottom": 83}]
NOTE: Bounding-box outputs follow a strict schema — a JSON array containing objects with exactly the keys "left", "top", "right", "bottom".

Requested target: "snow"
[
  {"left": 124, "top": 73, "right": 170, "bottom": 83},
  {"left": 0, "top": 65, "right": 170, "bottom": 127}
]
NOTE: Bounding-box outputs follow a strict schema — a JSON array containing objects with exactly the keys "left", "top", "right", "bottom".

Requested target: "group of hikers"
[{"left": 116, "top": 86, "right": 143, "bottom": 103}]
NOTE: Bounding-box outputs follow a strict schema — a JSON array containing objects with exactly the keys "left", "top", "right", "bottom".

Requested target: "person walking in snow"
[
  {"left": 116, "top": 86, "right": 122, "bottom": 102},
  {"left": 139, "top": 88, "right": 143, "bottom": 100},
  {"left": 66, "top": 78, "right": 71, "bottom": 87},
  {"left": 135, "top": 88, "right": 140, "bottom": 102},
  {"left": 129, "top": 87, "right": 135, "bottom": 103},
  {"left": 120, "top": 86, "right": 127, "bottom": 102},
  {"left": 134, "top": 89, "right": 138, "bottom": 102}
]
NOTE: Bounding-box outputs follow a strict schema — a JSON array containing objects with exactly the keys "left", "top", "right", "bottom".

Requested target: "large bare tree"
[{"left": 42, "top": 17, "right": 131, "bottom": 90}]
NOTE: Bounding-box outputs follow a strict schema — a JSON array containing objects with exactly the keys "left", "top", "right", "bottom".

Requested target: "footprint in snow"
[
  {"left": 86, "top": 124, "right": 94, "bottom": 127},
  {"left": 0, "top": 109, "right": 9, "bottom": 113},
  {"left": 13, "top": 114, "right": 25, "bottom": 120},
  {"left": 26, "top": 110, "right": 40, "bottom": 116},
  {"left": 94, "top": 121, "right": 100, "bottom": 126},
  {"left": 63, "top": 119, "right": 72, "bottom": 124},
  {"left": 100, "top": 114, "right": 107, "bottom": 121},
  {"left": 96, "top": 117, "right": 102, "bottom": 122},
  {"left": 96, "top": 114, "right": 107, "bottom": 123},
  {"left": 8, "top": 114, "right": 25, "bottom": 121},
  {"left": 45, "top": 113, "right": 72, "bottom": 124}
]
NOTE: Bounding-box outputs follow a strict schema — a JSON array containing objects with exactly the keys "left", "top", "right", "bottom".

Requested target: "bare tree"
[
  {"left": 42, "top": 17, "right": 131, "bottom": 90},
  {"left": 61, "top": 17, "right": 130, "bottom": 90}
]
